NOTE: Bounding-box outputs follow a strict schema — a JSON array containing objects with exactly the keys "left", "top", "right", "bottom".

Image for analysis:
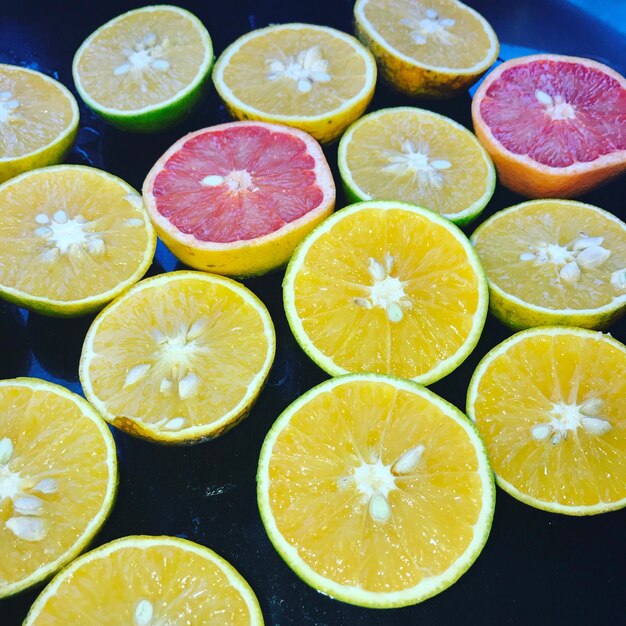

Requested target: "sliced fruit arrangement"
[
  {"left": 142, "top": 121, "right": 335, "bottom": 277},
  {"left": 338, "top": 106, "right": 495, "bottom": 225},
  {"left": 0, "top": 64, "right": 79, "bottom": 183},
  {"left": 283, "top": 201, "right": 488, "bottom": 384},
  {"left": 472, "top": 54, "right": 626, "bottom": 197},
  {"left": 212, "top": 23, "right": 377, "bottom": 143},
  {"left": 72, "top": 5, "right": 213, "bottom": 132},
  {"left": 0, "top": 378, "right": 117, "bottom": 599},
  {"left": 467, "top": 327, "right": 626, "bottom": 515},
  {"left": 471, "top": 199, "right": 626, "bottom": 329},
  {"left": 0, "top": 165, "right": 156, "bottom": 316},
  {"left": 79, "top": 271, "right": 275, "bottom": 444},
  {"left": 354, "top": 0, "right": 499, "bottom": 98},
  {"left": 258, "top": 373, "right": 494, "bottom": 608},
  {"left": 23, "top": 535, "right": 264, "bottom": 625}
]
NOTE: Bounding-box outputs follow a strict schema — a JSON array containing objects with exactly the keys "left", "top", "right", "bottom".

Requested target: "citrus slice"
[
  {"left": 72, "top": 5, "right": 213, "bottom": 132},
  {"left": 471, "top": 199, "right": 626, "bottom": 330},
  {"left": 338, "top": 107, "right": 495, "bottom": 225},
  {"left": 283, "top": 201, "right": 488, "bottom": 384},
  {"left": 0, "top": 165, "right": 156, "bottom": 317},
  {"left": 0, "top": 378, "right": 117, "bottom": 598},
  {"left": 258, "top": 373, "right": 494, "bottom": 607},
  {"left": 23, "top": 535, "right": 264, "bottom": 624},
  {"left": 142, "top": 121, "right": 335, "bottom": 277},
  {"left": 0, "top": 64, "right": 79, "bottom": 183},
  {"left": 354, "top": 0, "right": 499, "bottom": 98},
  {"left": 79, "top": 271, "right": 275, "bottom": 444},
  {"left": 472, "top": 54, "right": 626, "bottom": 198},
  {"left": 212, "top": 23, "right": 377, "bottom": 144},
  {"left": 467, "top": 327, "right": 626, "bottom": 515}
]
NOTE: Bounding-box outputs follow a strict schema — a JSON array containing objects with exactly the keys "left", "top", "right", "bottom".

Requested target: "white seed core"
[
  {"left": 114, "top": 32, "right": 170, "bottom": 77},
  {"left": 0, "top": 437, "right": 14, "bottom": 465},
  {"left": 34, "top": 210, "right": 106, "bottom": 259},
  {"left": 201, "top": 175, "right": 225, "bottom": 186},
  {"left": 535, "top": 90, "right": 576, "bottom": 120},
  {"left": 134, "top": 599, "right": 154, "bottom": 626},
  {"left": 266, "top": 46, "right": 331, "bottom": 93},
  {"left": 383, "top": 140, "right": 451, "bottom": 189},
  {"left": 6, "top": 516, "right": 47, "bottom": 541},
  {"left": 0, "top": 91, "right": 20, "bottom": 123},
  {"left": 401, "top": 8, "right": 456, "bottom": 46}
]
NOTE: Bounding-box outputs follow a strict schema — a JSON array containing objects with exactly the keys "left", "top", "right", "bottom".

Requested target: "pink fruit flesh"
[
  {"left": 479, "top": 60, "right": 626, "bottom": 168},
  {"left": 152, "top": 125, "right": 324, "bottom": 243}
]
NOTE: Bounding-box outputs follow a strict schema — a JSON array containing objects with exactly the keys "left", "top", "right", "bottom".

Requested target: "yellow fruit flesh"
[
  {"left": 220, "top": 28, "right": 369, "bottom": 117},
  {"left": 27, "top": 543, "right": 255, "bottom": 624},
  {"left": 472, "top": 333, "right": 626, "bottom": 508},
  {"left": 361, "top": 0, "right": 494, "bottom": 70},
  {"left": 472, "top": 201, "right": 626, "bottom": 311},
  {"left": 84, "top": 276, "right": 271, "bottom": 432},
  {"left": 0, "top": 168, "right": 153, "bottom": 303},
  {"left": 75, "top": 9, "right": 208, "bottom": 111},
  {"left": 267, "top": 380, "right": 485, "bottom": 591},
  {"left": 0, "top": 384, "right": 113, "bottom": 590},
  {"left": 343, "top": 109, "right": 492, "bottom": 217},
  {"left": 0, "top": 66, "right": 75, "bottom": 159},
  {"left": 292, "top": 208, "right": 481, "bottom": 378}
]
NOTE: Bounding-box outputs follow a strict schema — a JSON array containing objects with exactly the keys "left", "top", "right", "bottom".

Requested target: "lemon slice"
[
  {"left": 283, "top": 201, "right": 488, "bottom": 384},
  {"left": 79, "top": 271, "right": 275, "bottom": 444},
  {"left": 0, "top": 64, "right": 78, "bottom": 183},
  {"left": 73, "top": 5, "right": 214, "bottom": 132},
  {"left": 467, "top": 327, "right": 626, "bottom": 515},
  {"left": 23, "top": 535, "right": 264, "bottom": 624},
  {"left": 338, "top": 107, "right": 495, "bottom": 225},
  {"left": 212, "top": 23, "right": 377, "bottom": 143},
  {"left": 471, "top": 199, "right": 626, "bottom": 329},
  {"left": 258, "top": 373, "right": 494, "bottom": 607},
  {"left": 354, "top": 0, "right": 499, "bottom": 97},
  {"left": 0, "top": 378, "right": 117, "bottom": 598},
  {"left": 0, "top": 165, "right": 156, "bottom": 317}
]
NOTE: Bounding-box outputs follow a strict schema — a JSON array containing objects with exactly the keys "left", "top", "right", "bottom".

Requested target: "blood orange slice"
[
  {"left": 142, "top": 121, "right": 335, "bottom": 277},
  {"left": 472, "top": 54, "right": 626, "bottom": 198}
]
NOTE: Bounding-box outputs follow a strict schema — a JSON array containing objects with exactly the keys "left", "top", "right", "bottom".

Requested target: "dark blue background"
[{"left": 1, "top": 1, "right": 625, "bottom": 624}]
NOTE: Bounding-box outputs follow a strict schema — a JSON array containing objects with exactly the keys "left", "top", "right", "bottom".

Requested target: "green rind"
[
  {"left": 0, "top": 378, "right": 118, "bottom": 599},
  {"left": 72, "top": 5, "right": 214, "bottom": 133},
  {"left": 257, "top": 373, "right": 495, "bottom": 608},
  {"left": 283, "top": 200, "right": 489, "bottom": 384},
  {"left": 466, "top": 326, "right": 626, "bottom": 515}
]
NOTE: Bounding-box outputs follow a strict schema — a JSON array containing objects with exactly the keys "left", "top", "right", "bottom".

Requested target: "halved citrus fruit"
[
  {"left": 258, "top": 373, "right": 494, "bottom": 607},
  {"left": 467, "top": 327, "right": 626, "bottom": 515},
  {"left": 0, "top": 165, "right": 156, "bottom": 317},
  {"left": 72, "top": 5, "right": 213, "bottom": 132},
  {"left": 0, "top": 378, "right": 117, "bottom": 598},
  {"left": 23, "top": 535, "right": 264, "bottom": 624},
  {"left": 283, "top": 201, "right": 488, "bottom": 384},
  {"left": 0, "top": 64, "right": 79, "bottom": 183},
  {"left": 142, "top": 121, "right": 335, "bottom": 277},
  {"left": 471, "top": 199, "right": 626, "bottom": 330},
  {"left": 79, "top": 271, "right": 275, "bottom": 444},
  {"left": 354, "top": 0, "right": 499, "bottom": 98},
  {"left": 338, "top": 107, "right": 495, "bottom": 225},
  {"left": 212, "top": 23, "right": 377, "bottom": 143},
  {"left": 472, "top": 54, "right": 626, "bottom": 198}
]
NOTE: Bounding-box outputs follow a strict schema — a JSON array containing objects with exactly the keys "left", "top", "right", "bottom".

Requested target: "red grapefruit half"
[
  {"left": 472, "top": 54, "right": 626, "bottom": 198},
  {"left": 142, "top": 121, "right": 336, "bottom": 276}
]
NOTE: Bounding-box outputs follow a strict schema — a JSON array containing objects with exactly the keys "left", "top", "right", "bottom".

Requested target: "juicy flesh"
[
  {"left": 293, "top": 208, "right": 481, "bottom": 378},
  {"left": 363, "top": 0, "right": 494, "bottom": 69},
  {"left": 221, "top": 28, "right": 369, "bottom": 116},
  {"left": 0, "top": 169, "right": 152, "bottom": 301},
  {"left": 473, "top": 201, "right": 626, "bottom": 309},
  {"left": 473, "top": 333, "right": 626, "bottom": 507},
  {"left": 152, "top": 125, "right": 325, "bottom": 242},
  {"left": 345, "top": 110, "right": 491, "bottom": 217},
  {"left": 0, "top": 68, "right": 74, "bottom": 158},
  {"left": 480, "top": 60, "right": 626, "bottom": 167},
  {"left": 0, "top": 385, "right": 112, "bottom": 586},
  {"left": 27, "top": 544, "right": 253, "bottom": 624},
  {"left": 76, "top": 9, "right": 207, "bottom": 110},
  {"left": 268, "top": 380, "right": 484, "bottom": 591},
  {"left": 86, "top": 277, "right": 271, "bottom": 431}
]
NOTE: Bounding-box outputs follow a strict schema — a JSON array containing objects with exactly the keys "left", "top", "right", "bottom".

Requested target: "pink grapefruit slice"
[
  {"left": 142, "top": 121, "right": 335, "bottom": 277},
  {"left": 472, "top": 54, "right": 626, "bottom": 198}
]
